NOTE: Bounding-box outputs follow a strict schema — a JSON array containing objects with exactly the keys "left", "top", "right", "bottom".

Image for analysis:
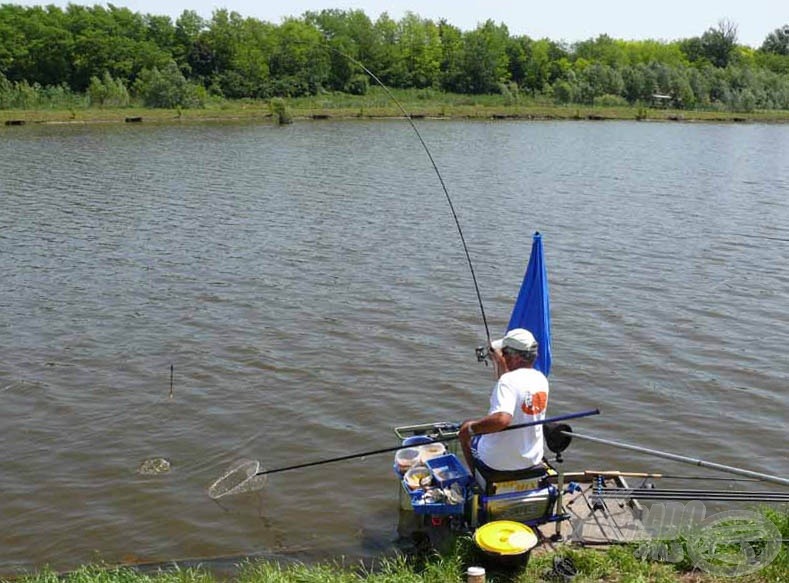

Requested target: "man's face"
[{"left": 502, "top": 348, "right": 520, "bottom": 368}]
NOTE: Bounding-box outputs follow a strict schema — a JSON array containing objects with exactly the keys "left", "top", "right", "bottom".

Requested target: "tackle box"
[{"left": 400, "top": 453, "right": 471, "bottom": 515}]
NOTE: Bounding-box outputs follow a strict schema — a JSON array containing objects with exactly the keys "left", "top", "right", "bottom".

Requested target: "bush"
[
  {"left": 269, "top": 97, "right": 292, "bottom": 124},
  {"left": 552, "top": 80, "right": 575, "bottom": 104},
  {"left": 594, "top": 93, "right": 628, "bottom": 107},
  {"left": 133, "top": 61, "right": 205, "bottom": 108},
  {"left": 88, "top": 72, "right": 130, "bottom": 107},
  {"left": 499, "top": 81, "right": 521, "bottom": 105},
  {"left": 344, "top": 74, "right": 368, "bottom": 95}
]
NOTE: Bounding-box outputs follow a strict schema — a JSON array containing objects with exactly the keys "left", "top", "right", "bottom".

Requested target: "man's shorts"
[{"left": 470, "top": 435, "right": 546, "bottom": 484}]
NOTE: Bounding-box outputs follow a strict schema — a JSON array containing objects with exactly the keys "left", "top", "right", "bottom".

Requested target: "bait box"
[
  {"left": 402, "top": 481, "right": 467, "bottom": 515},
  {"left": 425, "top": 454, "right": 472, "bottom": 488}
]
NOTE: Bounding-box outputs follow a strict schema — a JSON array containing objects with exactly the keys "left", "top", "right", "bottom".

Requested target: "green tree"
[
  {"left": 522, "top": 38, "right": 558, "bottom": 93},
  {"left": 618, "top": 39, "right": 688, "bottom": 67},
  {"left": 437, "top": 19, "right": 464, "bottom": 92},
  {"left": 575, "top": 63, "right": 624, "bottom": 103},
  {"left": 505, "top": 35, "right": 529, "bottom": 88},
  {"left": 174, "top": 10, "right": 205, "bottom": 69},
  {"left": 396, "top": 13, "right": 441, "bottom": 88},
  {"left": 700, "top": 19, "right": 739, "bottom": 68},
  {"left": 574, "top": 34, "right": 627, "bottom": 68},
  {"left": 145, "top": 14, "right": 176, "bottom": 56},
  {"left": 622, "top": 64, "right": 657, "bottom": 103},
  {"left": 63, "top": 4, "right": 171, "bottom": 90},
  {"left": 0, "top": 5, "right": 74, "bottom": 87},
  {"left": 371, "top": 13, "right": 406, "bottom": 86},
  {"left": 761, "top": 25, "right": 789, "bottom": 55},
  {"left": 679, "top": 36, "right": 706, "bottom": 64},
  {"left": 460, "top": 20, "right": 510, "bottom": 93},
  {"left": 304, "top": 9, "right": 378, "bottom": 91},
  {"left": 268, "top": 18, "right": 329, "bottom": 96},
  {"left": 225, "top": 17, "right": 275, "bottom": 97}
]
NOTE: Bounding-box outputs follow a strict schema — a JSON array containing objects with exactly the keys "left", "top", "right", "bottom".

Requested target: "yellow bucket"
[{"left": 473, "top": 520, "right": 538, "bottom": 568}]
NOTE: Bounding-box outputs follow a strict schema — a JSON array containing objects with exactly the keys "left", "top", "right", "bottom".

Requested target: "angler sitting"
[{"left": 459, "top": 328, "right": 549, "bottom": 486}]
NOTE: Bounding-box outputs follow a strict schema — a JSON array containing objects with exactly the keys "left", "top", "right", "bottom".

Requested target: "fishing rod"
[
  {"left": 564, "top": 430, "right": 789, "bottom": 487},
  {"left": 600, "top": 487, "right": 789, "bottom": 497},
  {"left": 581, "top": 470, "right": 762, "bottom": 482},
  {"left": 252, "top": 409, "right": 599, "bottom": 478},
  {"left": 329, "top": 46, "right": 492, "bottom": 346},
  {"left": 596, "top": 489, "right": 789, "bottom": 502},
  {"left": 209, "top": 409, "right": 597, "bottom": 500}
]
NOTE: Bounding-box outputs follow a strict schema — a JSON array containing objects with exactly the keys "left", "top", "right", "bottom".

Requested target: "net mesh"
[{"left": 208, "top": 459, "right": 268, "bottom": 499}]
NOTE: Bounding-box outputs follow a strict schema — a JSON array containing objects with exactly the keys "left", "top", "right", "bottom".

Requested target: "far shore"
[{"left": 4, "top": 100, "right": 789, "bottom": 127}]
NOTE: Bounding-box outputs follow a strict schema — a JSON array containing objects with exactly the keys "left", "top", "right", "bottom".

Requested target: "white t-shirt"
[{"left": 476, "top": 367, "right": 549, "bottom": 470}]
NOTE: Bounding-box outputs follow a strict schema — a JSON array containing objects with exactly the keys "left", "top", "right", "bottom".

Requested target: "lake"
[{"left": 1, "top": 118, "right": 787, "bottom": 574}]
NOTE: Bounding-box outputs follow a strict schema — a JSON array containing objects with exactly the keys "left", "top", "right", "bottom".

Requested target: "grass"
[
  {"left": 4, "top": 506, "right": 786, "bottom": 583},
  {"left": 3, "top": 88, "right": 789, "bottom": 126}
]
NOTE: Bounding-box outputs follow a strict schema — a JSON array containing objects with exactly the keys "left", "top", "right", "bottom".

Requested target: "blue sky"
[{"left": 22, "top": 0, "right": 787, "bottom": 48}]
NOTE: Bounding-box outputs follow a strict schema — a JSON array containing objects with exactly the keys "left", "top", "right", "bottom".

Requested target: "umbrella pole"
[{"left": 564, "top": 431, "right": 789, "bottom": 487}]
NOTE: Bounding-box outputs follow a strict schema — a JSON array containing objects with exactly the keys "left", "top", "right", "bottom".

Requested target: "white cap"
[{"left": 491, "top": 328, "right": 538, "bottom": 352}]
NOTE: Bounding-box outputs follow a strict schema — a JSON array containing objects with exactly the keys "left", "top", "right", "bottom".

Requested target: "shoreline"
[{"left": 4, "top": 102, "right": 789, "bottom": 127}]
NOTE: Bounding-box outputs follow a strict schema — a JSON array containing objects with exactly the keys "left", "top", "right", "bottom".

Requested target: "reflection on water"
[{"left": 0, "top": 120, "right": 788, "bottom": 573}]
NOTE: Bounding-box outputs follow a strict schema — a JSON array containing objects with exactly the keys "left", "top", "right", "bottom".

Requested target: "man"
[{"left": 459, "top": 328, "right": 549, "bottom": 477}]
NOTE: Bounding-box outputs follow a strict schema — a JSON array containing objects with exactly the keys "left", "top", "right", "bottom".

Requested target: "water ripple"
[{"left": 1, "top": 120, "right": 788, "bottom": 572}]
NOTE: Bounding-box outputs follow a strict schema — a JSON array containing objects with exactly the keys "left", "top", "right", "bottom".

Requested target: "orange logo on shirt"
[{"left": 521, "top": 392, "right": 548, "bottom": 415}]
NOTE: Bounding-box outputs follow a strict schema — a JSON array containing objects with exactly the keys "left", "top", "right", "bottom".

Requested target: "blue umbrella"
[{"left": 507, "top": 232, "right": 552, "bottom": 376}]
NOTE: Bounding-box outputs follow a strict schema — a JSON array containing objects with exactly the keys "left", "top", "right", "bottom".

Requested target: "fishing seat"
[{"left": 473, "top": 462, "right": 559, "bottom": 526}]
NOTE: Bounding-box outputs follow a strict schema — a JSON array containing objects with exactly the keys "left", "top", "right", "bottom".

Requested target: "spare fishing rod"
[
  {"left": 564, "top": 430, "right": 789, "bottom": 487},
  {"left": 329, "top": 46, "right": 492, "bottom": 347},
  {"left": 581, "top": 470, "right": 762, "bottom": 482},
  {"left": 595, "top": 489, "right": 789, "bottom": 503}
]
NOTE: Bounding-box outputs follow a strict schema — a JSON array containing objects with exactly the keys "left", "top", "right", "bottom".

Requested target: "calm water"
[{"left": 1, "top": 119, "right": 788, "bottom": 573}]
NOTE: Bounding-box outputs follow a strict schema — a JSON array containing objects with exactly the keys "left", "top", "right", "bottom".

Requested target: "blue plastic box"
[
  {"left": 425, "top": 454, "right": 472, "bottom": 488},
  {"left": 402, "top": 481, "right": 466, "bottom": 515}
]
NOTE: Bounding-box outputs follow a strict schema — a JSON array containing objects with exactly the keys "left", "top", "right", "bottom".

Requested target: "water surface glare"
[{"left": 1, "top": 119, "right": 788, "bottom": 573}]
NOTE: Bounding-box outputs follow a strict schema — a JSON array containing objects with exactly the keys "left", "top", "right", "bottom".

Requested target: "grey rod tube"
[{"left": 564, "top": 431, "right": 789, "bottom": 487}]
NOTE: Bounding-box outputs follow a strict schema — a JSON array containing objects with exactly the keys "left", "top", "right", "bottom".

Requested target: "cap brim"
[{"left": 491, "top": 338, "right": 504, "bottom": 351}]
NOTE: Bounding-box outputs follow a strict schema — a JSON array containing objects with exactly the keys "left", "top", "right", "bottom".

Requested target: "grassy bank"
[
  {"left": 6, "top": 507, "right": 787, "bottom": 583},
  {"left": 3, "top": 88, "right": 789, "bottom": 126}
]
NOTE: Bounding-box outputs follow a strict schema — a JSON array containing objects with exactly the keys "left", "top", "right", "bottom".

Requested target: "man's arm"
[
  {"left": 461, "top": 412, "right": 513, "bottom": 437},
  {"left": 459, "top": 412, "right": 513, "bottom": 469}
]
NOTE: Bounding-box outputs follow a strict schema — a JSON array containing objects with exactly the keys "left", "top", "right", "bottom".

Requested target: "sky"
[{"left": 18, "top": 0, "right": 787, "bottom": 48}]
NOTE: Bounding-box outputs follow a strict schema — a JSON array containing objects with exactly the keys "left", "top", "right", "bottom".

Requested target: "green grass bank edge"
[
  {"left": 5, "top": 507, "right": 787, "bottom": 583},
  {"left": 4, "top": 90, "right": 789, "bottom": 126}
]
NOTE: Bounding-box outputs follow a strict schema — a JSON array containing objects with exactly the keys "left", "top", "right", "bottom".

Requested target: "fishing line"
[{"left": 328, "top": 46, "right": 492, "bottom": 345}]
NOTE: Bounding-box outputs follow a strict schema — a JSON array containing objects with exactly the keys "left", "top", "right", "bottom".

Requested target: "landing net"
[{"left": 208, "top": 459, "right": 268, "bottom": 499}]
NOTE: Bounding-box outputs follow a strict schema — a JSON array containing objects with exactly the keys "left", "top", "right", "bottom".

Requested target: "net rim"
[{"left": 208, "top": 459, "right": 262, "bottom": 499}]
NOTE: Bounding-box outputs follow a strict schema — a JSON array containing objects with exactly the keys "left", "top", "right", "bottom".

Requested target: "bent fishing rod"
[
  {"left": 330, "top": 46, "right": 492, "bottom": 347},
  {"left": 252, "top": 408, "right": 599, "bottom": 477}
]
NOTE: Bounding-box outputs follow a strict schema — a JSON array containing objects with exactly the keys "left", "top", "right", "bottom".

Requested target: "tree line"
[{"left": 1, "top": 4, "right": 788, "bottom": 110}]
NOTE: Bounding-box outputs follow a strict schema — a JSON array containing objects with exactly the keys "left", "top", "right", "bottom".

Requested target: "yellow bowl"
[{"left": 404, "top": 465, "right": 431, "bottom": 490}]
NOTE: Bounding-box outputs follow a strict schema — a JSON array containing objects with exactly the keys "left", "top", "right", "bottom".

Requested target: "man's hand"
[
  {"left": 459, "top": 420, "right": 476, "bottom": 441},
  {"left": 491, "top": 346, "right": 507, "bottom": 378}
]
